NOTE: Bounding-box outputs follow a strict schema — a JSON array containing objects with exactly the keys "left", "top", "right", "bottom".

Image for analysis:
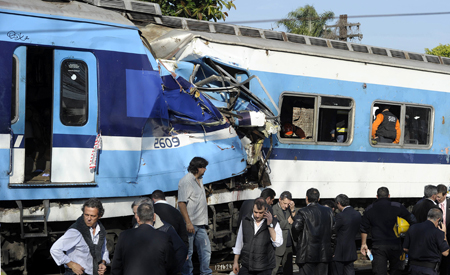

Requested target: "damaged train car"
[{"left": 2, "top": 0, "right": 450, "bottom": 273}]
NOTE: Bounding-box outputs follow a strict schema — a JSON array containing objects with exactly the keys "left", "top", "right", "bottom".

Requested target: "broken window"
[
  {"left": 279, "top": 93, "right": 353, "bottom": 144},
  {"left": 371, "top": 102, "right": 433, "bottom": 147}
]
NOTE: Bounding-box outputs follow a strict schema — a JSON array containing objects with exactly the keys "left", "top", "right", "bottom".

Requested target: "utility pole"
[
  {"left": 339, "top": 14, "right": 347, "bottom": 41},
  {"left": 325, "top": 14, "right": 363, "bottom": 41}
]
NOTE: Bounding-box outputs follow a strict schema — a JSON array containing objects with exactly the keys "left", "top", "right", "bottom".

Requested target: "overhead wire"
[{"left": 225, "top": 11, "right": 450, "bottom": 25}]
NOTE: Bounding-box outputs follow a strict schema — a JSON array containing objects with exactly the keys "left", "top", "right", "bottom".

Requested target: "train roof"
[
  {"left": 0, "top": 0, "right": 135, "bottom": 27},
  {"left": 134, "top": 15, "right": 450, "bottom": 75}
]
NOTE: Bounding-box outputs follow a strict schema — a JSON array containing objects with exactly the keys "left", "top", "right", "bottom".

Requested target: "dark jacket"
[
  {"left": 412, "top": 198, "right": 439, "bottom": 223},
  {"left": 333, "top": 206, "right": 361, "bottom": 262},
  {"left": 293, "top": 202, "right": 335, "bottom": 264},
  {"left": 240, "top": 214, "right": 276, "bottom": 271},
  {"left": 403, "top": 220, "right": 449, "bottom": 263},
  {"left": 376, "top": 111, "right": 397, "bottom": 139},
  {"left": 154, "top": 217, "right": 188, "bottom": 274},
  {"left": 111, "top": 224, "right": 175, "bottom": 275},
  {"left": 154, "top": 202, "right": 189, "bottom": 247},
  {"left": 361, "top": 197, "right": 417, "bottom": 246}
]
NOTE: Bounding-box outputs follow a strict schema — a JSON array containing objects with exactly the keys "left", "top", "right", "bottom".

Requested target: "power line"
[{"left": 225, "top": 11, "right": 450, "bottom": 25}]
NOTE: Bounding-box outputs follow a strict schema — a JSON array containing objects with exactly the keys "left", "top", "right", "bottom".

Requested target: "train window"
[
  {"left": 371, "top": 102, "right": 433, "bottom": 147},
  {"left": 404, "top": 106, "right": 431, "bottom": 145},
  {"left": 279, "top": 93, "right": 353, "bottom": 144},
  {"left": 11, "top": 56, "right": 18, "bottom": 124},
  {"left": 60, "top": 60, "right": 88, "bottom": 126}
]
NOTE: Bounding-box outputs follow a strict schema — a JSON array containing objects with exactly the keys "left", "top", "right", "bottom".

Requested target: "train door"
[
  {"left": 51, "top": 50, "right": 98, "bottom": 183},
  {"left": 9, "top": 46, "right": 27, "bottom": 183},
  {"left": 10, "top": 46, "right": 55, "bottom": 183},
  {"left": 9, "top": 48, "right": 97, "bottom": 184}
]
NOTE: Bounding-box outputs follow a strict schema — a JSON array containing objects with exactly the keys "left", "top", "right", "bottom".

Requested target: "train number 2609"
[{"left": 153, "top": 137, "right": 181, "bottom": 149}]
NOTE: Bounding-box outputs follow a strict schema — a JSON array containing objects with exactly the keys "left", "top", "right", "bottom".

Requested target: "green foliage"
[
  {"left": 277, "top": 5, "right": 334, "bottom": 37},
  {"left": 425, "top": 44, "right": 450, "bottom": 57},
  {"left": 142, "top": 0, "right": 235, "bottom": 21}
]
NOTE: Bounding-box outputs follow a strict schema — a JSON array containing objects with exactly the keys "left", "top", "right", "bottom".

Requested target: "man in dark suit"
[
  {"left": 293, "top": 188, "right": 335, "bottom": 275},
  {"left": 152, "top": 190, "right": 189, "bottom": 247},
  {"left": 412, "top": 185, "right": 438, "bottom": 223},
  {"left": 332, "top": 194, "right": 362, "bottom": 275},
  {"left": 436, "top": 184, "right": 450, "bottom": 274},
  {"left": 111, "top": 203, "right": 175, "bottom": 275},
  {"left": 272, "top": 191, "right": 296, "bottom": 275}
]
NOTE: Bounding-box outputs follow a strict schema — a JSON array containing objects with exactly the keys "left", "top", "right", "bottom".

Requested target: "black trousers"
[
  {"left": 440, "top": 254, "right": 449, "bottom": 275},
  {"left": 371, "top": 244, "right": 403, "bottom": 275},
  {"left": 239, "top": 266, "right": 272, "bottom": 275},
  {"left": 272, "top": 246, "right": 293, "bottom": 275},
  {"left": 64, "top": 268, "right": 88, "bottom": 275},
  {"left": 297, "top": 262, "right": 328, "bottom": 275},
  {"left": 410, "top": 264, "right": 438, "bottom": 275},
  {"left": 332, "top": 261, "right": 355, "bottom": 275}
]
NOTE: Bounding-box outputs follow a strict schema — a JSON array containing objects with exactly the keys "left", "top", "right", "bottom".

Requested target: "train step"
[{"left": 16, "top": 200, "right": 49, "bottom": 239}]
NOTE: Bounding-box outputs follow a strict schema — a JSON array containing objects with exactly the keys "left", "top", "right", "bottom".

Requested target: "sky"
[{"left": 225, "top": 0, "right": 450, "bottom": 54}]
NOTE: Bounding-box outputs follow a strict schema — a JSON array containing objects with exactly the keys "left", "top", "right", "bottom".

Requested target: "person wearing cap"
[
  {"left": 372, "top": 105, "right": 401, "bottom": 144},
  {"left": 281, "top": 122, "right": 306, "bottom": 139}
]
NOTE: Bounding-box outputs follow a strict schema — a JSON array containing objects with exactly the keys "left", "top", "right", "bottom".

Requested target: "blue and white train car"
[
  {"left": 0, "top": 0, "right": 249, "bottom": 271},
  {"left": 144, "top": 17, "right": 450, "bottom": 200},
  {"left": 3, "top": 0, "right": 450, "bottom": 272}
]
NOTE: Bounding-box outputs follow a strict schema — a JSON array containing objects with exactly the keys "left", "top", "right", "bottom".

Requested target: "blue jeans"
[{"left": 182, "top": 225, "right": 212, "bottom": 275}]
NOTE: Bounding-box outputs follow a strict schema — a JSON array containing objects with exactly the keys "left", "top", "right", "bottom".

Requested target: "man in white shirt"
[
  {"left": 233, "top": 197, "right": 283, "bottom": 275},
  {"left": 50, "top": 198, "right": 109, "bottom": 275},
  {"left": 436, "top": 184, "right": 450, "bottom": 274}
]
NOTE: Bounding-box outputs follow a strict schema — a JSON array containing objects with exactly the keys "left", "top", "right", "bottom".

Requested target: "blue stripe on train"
[
  {"left": 52, "top": 134, "right": 96, "bottom": 148},
  {"left": 0, "top": 135, "right": 247, "bottom": 200},
  {"left": 267, "top": 147, "right": 450, "bottom": 164}
]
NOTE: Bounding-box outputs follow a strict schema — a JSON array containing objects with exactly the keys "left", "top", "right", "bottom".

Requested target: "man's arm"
[
  {"left": 292, "top": 211, "right": 304, "bottom": 242},
  {"left": 360, "top": 233, "right": 369, "bottom": 256},
  {"left": 178, "top": 202, "right": 195, "bottom": 234},
  {"left": 233, "top": 254, "right": 240, "bottom": 274},
  {"left": 371, "top": 113, "right": 383, "bottom": 138},
  {"left": 264, "top": 210, "right": 278, "bottom": 242},
  {"left": 232, "top": 222, "right": 244, "bottom": 274},
  {"left": 360, "top": 209, "right": 371, "bottom": 256},
  {"left": 50, "top": 229, "right": 86, "bottom": 275},
  {"left": 438, "top": 223, "right": 450, "bottom": 256},
  {"left": 271, "top": 222, "right": 284, "bottom": 247},
  {"left": 98, "top": 237, "right": 109, "bottom": 275}
]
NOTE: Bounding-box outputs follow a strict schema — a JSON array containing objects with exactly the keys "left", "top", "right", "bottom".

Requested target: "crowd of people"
[{"left": 49, "top": 157, "right": 450, "bottom": 275}]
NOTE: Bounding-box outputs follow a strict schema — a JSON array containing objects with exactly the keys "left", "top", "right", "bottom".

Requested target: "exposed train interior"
[{"left": 24, "top": 47, "right": 53, "bottom": 182}]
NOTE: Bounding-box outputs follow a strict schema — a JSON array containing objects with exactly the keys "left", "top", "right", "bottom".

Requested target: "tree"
[
  {"left": 142, "top": 0, "right": 235, "bottom": 21},
  {"left": 425, "top": 44, "right": 450, "bottom": 58},
  {"left": 277, "top": 5, "right": 334, "bottom": 37}
]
